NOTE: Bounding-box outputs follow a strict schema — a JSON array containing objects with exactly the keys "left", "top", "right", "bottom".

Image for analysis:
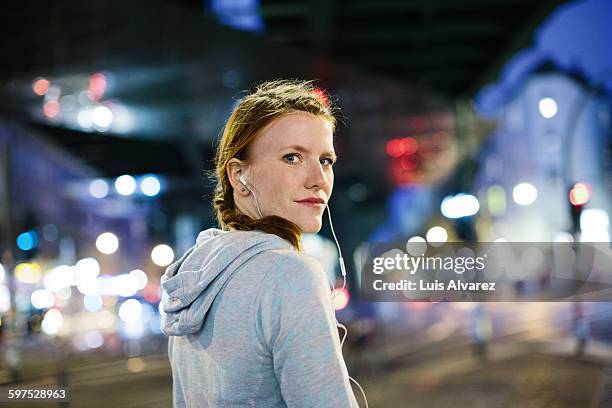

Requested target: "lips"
[{"left": 296, "top": 197, "right": 326, "bottom": 204}]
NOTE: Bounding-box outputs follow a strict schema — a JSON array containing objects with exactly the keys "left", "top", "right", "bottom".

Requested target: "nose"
[{"left": 305, "top": 159, "right": 331, "bottom": 192}]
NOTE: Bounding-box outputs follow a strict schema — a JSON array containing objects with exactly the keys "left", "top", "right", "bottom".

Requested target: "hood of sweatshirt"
[{"left": 160, "top": 227, "right": 293, "bottom": 336}]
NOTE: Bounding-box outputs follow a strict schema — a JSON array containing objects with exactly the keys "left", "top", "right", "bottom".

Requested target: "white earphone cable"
[
  {"left": 241, "top": 182, "right": 368, "bottom": 408},
  {"left": 326, "top": 204, "right": 369, "bottom": 408}
]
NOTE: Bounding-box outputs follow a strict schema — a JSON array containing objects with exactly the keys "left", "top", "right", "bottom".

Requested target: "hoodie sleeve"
[{"left": 255, "top": 252, "right": 360, "bottom": 408}]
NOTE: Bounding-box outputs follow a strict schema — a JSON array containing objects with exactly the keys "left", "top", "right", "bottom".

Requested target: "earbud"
[
  {"left": 238, "top": 173, "right": 263, "bottom": 219},
  {"left": 239, "top": 174, "right": 250, "bottom": 191}
]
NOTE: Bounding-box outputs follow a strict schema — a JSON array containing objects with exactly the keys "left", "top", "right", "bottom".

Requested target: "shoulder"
[{"left": 255, "top": 249, "right": 331, "bottom": 293}]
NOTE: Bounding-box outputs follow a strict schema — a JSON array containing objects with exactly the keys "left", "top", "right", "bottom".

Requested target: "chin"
[{"left": 296, "top": 218, "right": 322, "bottom": 234}]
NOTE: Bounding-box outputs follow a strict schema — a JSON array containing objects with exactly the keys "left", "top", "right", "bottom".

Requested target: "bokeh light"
[
  {"left": 119, "top": 299, "right": 143, "bottom": 323},
  {"left": 15, "top": 262, "right": 42, "bottom": 284},
  {"left": 441, "top": 193, "right": 480, "bottom": 218},
  {"left": 140, "top": 175, "right": 161, "bottom": 197},
  {"left": 92, "top": 105, "right": 113, "bottom": 130},
  {"left": 426, "top": 226, "right": 448, "bottom": 246},
  {"left": 513, "top": 182, "right": 538, "bottom": 206},
  {"left": 115, "top": 175, "right": 136, "bottom": 196},
  {"left": 569, "top": 182, "right": 591, "bottom": 206},
  {"left": 151, "top": 244, "right": 174, "bottom": 267},
  {"left": 88, "top": 73, "right": 107, "bottom": 101},
  {"left": 32, "top": 77, "right": 50, "bottom": 95},
  {"left": 96, "top": 232, "right": 119, "bottom": 254},
  {"left": 129, "top": 269, "right": 148, "bottom": 290},
  {"left": 31, "top": 289, "right": 55, "bottom": 309},
  {"left": 16, "top": 230, "right": 38, "bottom": 251},
  {"left": 333, "top": 288, "right": 349, "bottom": 310},
  {"left": 41, "top": 308, "right": 63, "bottom": 335},
  {"left": 89, "top": 179, "right": 109, "bottom": 198},
  {"left": 538, "top": 97, "right": 558, "bottom": 119},
  {"left": 43, "top": 100, "right": 60, "bottom": 118}
]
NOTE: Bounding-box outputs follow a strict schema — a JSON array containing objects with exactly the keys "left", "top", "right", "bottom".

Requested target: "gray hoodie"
[{"left": 160, "top": 228, "right": 359, "bottom": 407}]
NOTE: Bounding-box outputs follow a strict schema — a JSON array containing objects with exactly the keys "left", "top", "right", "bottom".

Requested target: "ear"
[{"left": 226, "top": 158, "right": 250, "bottom": 196}]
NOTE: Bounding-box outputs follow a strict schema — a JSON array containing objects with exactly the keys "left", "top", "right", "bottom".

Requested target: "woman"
[{"left": 161, "top": 80, "right": 361, "bottom": 407}]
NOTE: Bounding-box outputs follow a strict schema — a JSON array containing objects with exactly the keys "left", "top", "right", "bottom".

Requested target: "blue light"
[
  {"left": 16, "top": 231, "right": 38, "bottom": 251},
  {"left": 210, "top": 0, "right": 264, "bottom": 32}
]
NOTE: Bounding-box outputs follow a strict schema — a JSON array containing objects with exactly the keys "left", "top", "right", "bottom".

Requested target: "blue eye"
[
  {"left": 321, "top": 157, "right": 335, "bottom": 166},
  {"left": 283, "top": 153, "right": 300, "bottom": 164}
]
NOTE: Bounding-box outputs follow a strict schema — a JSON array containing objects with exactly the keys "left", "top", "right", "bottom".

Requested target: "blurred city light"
[
  {"left": 76, "top": 257, "right": 101, "bottom": 277},
  {"left": 441, "top": 193, "right": 480, "bottom": 218},
  {"left": 129, "top": 269, "right": 148, "bottom": 290},
  {"left": 96, "top": 232, "right": 119, "bottom": 254},
  {"left": 88, "top": 73, "right": 107, "bottom": 101},
  {"left": 55, "top": 286, "right": 72, "bottom": 301},
  {"left": 406, "top": 236, "right": 427, "bottom": 256},
  {"left": 538, "top": 97, "right": 558, "bottom": 119},
  {"left": 210, "top": 0, "right": 264, "bottom": 32},
  {"left": 76, "top": 275, "right": 101, "bottom": 296},
  {"left": 401, "top": 137, "right": 418, "bottom": 154},
  {"left": 15, "top": 262, "right": 42, "bottom": 284},
  {"left": 32, "top": 77, "right": 50, "bottom": 96},
  {"left": 84, "top": 330, "right": 104, "bottom": 349},
  {"left": 78, "top": 90, "right": 93, "bottom": 105},
  {"left": 0, "top": 285, "right": 11, "bottom": 313},
  {"left": 140, "top": 175, "right": 161, "bottom": 197},
  {"left": 92, "top": 105, "right": 113, "bottom": 130},
  {"left": 580, "top": 208, "right": 610, "bottom": 242},
  {"left": 122, "top": 322, "right": 146, "bottom": 340},
  {"left": 43, "top": 265, "right": 75, "bottom": 292},
  {"left": 0, "top": 263, "right": 4, "bottom": 284},
  {"left": 77, "top": 109, "right": 93, "bottom": 129},
  {"left": 107, "top": 103, "right": 134, "bottom": 133},
  {"left": 115, "top": 175, "right": 136, "bottom": 196},
  {"left": 59, "top": 94, "right": 77, "bottom": 112},
  {"left": 569, "top": 182, "right": 591, "bottom": 206},
  {"left": 151, "top": 244, "right": 174, "bottom": 267},
  {"left": 426, "top": 226, "right": 448, "bottom": 246},
  {"left": 16, "top": 230, "right": 38, "bottom": 251},
  {"left": 89, "top": 179, "right": 109, "bottom": 198},
  {"left": 83, "top": 294, "right": 103, "bottom": 313},
  {"left": 512, "top": 182, "right": 538, "bottom": 206},
  {"left": 43, "top": 100, "right": 60, "bottom": 118},
  {"left": 144, "top": 284, "right": 161, "bottom": 303},
  {"left": 486, "top": 184, "right": 507, "bottom": 216},
  {"left": 127, "top": 357, "right": 146, "bottom": 373},
  {"left": 333, "top": 287, "right": 349, "bottom": 310},
  {"left": 386, "top": 137, "right": 418, "bottom": 158},
  {"left": 41, "top": 308, "right": 64, "bottom": 335},
  {"left": 31, "top": 289, "right": 55, "bottom": 309},
  {"left": 111, "top": 274, "right": 139, "bottom": 298},
  {"left": 45, "top": 85, "right": 61, "bottom": 101},
  {"left": 119, "top": 299, "right": 143, "bottom": 323},
  {"left": 386, "top": 139, "right": 403, "bottom": 158}
]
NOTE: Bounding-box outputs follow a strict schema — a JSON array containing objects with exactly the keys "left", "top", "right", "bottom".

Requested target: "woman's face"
[{"left": 241, "top": 111, "right": 336, "bottom": 233}]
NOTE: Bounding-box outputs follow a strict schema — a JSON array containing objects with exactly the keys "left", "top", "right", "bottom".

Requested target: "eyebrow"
[{"left": 282, "top": 145, "right": 338, "bottom": 161}]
